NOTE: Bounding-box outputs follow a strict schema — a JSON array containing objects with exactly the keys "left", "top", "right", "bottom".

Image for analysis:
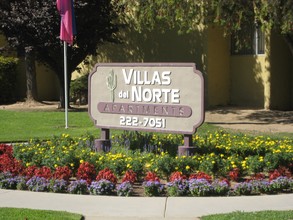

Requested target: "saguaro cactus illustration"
[{"left": 106, "top": 69, "right": 117, "bottom": 102}]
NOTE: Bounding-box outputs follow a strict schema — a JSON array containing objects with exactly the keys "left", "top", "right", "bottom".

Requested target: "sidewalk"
[{"left": 0, "top": 189, "right": 292, "bottom": 219}]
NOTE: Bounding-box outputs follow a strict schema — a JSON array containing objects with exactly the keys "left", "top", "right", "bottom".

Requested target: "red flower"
[
  {"left": 189, "top": 171, "right": 213, "bottom": 183},
  {"left": 228, "top": 168, "right": 240, "bottom": 182},
  {"left": 144, "top": 171, "right": 160, "bottom": 182},
  {"left": 249, "top": 173, "right": 265, "bottom": 181},
  {"left": 269, "top": 166, "right": 292, "bottom": 181},
  {"left": 96, "top": 168, "right": 117, "bottom": 184},
  {"left": 0, "top": 153, "right": 24, "bottom": 175},
  {"left": 0, "top": 144, "right": 13, "bottom": 156},
  {"left": 23, "top": 165, "right": 38, "bottom": 179},
  {"left": 122, "top": 170, "right": 137, "bottom": 184},
  {"left": 169, "top": 171, "right": 187, "bottom": 182},
  {"left": 77, "top": 162, "right": 96, "bottom": 184},
  {"left": 53, "top": 166, "right": 72, "bottom": 181},
  {"left": 34, "top": 166, "right": 52, "bottom": 179}
]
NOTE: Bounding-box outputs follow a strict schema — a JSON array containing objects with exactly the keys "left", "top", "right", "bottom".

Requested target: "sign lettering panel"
[{"left": 88, "top": 63, "right": 204, "bottom": 134}]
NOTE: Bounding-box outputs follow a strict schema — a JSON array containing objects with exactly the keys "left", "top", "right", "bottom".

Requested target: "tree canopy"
[
  {"left": 0, "top": 0, "right": 120, "bottom": 106},
  {"left": 120, "top": 0, "right": 293, "bottom": 54}
]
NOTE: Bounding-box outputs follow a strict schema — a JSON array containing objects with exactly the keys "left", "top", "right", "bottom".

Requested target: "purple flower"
[
  {"left": 89, "top": 179, "right": 115, "bottom": 195},
  {"left": 189, "top": 178, "right": 213, "bottom": 196},
  {"left": 143, "top": 180, "right": 164, "bottom": 197},
  {"left": 49, "top": 179, "right": 68, "bottom": 193},
  {"left": 68, "top": 179, "right": 88, "bottom": 194},
  {"left": 270, "top": 176, "right": 292, "bottom": 192},
  {"left": 166, "top": 179, "right": 189, "bottom": 196},
  {"left": 211, "top": 179, "right": 230, "bottom": 196},
  {"left": 117, "top": 181, "right": 133, "bottom": 197},
  {"left": 26, "top": 176, "right": 50, "bottom": 192}
]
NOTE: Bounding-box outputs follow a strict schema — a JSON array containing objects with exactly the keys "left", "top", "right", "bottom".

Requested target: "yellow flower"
[
  {"left": 70, "top": 163, "right": 74, "bottom": 167},
  {"left": 185, "top": 165, "right": 190, "bottom": 170},
  {"left": 145, "top": 163, "right": 151, "bottom": 168},
  {"left": 80, "top": 159, "right": 84, "bottom": 164},
  {"left": 54, "top": 164, "right": 58, "bottom": 168}
]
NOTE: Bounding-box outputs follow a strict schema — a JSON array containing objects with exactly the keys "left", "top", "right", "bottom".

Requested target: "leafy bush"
[
  {"left": 70, "top": 74, "right": 88, "bottom": 104},
  {"left": 0, "top": 56, "right": 18, "bottom": 104}
]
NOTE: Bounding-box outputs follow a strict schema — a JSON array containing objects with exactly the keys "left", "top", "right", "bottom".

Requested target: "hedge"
[{"left": 0, "top": 56, "right": 18, "bottom": 104}]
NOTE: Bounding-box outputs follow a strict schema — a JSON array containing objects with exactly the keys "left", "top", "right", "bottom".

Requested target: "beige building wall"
[
  {"left": 94, "top": 26, "right": 211, "bottom": 107},
  {"left": 230, "top": 55, "right": 268, "bottom": 108},
  {"left": 229, "top": 31, "right": 292, "bottom": 110},
  {"left": 205, "top": 26, "right": 230, "bottom": 107},
  {"left": 91, "top": 26, "right": 233, "bottom": 108}
]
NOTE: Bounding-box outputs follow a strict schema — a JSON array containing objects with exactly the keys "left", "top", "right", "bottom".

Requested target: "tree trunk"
[{"left": 25, "top": 46, "right": 38, "bottom": 102}]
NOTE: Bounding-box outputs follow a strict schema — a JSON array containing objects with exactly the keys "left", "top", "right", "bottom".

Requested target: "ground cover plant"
[
  {"left": 0, "top": 110, "right": 97, "bottom": 142},
  {"left": 0, "top": 131, "right": 292, "bottom": 196},
  {"left": 201, "top": 210, "right": 293, "bottom": 220},
  {"left": 0, "top": 207, "right": 83, "bottom": 220}
]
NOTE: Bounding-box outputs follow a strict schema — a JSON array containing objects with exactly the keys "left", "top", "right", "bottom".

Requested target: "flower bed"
[{"left": 0, "top": 131, "right": 292, "bottom": 196}]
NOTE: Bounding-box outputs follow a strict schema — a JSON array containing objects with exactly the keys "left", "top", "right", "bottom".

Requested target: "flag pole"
[{"left": 64, "top": 41, "right": 69, "bottom": 129}]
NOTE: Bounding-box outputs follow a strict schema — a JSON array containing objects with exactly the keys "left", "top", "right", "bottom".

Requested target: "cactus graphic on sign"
[{"left": 106, "top": 69, "right": 117, "bottom": 102}]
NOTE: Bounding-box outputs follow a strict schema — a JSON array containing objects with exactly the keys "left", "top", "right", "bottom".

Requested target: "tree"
[
  {"left": 0, "top": 0, "right": 119, "bottom": 107},
  {"left": 119, "top": 0, "right": 293, "bottom": 56}
]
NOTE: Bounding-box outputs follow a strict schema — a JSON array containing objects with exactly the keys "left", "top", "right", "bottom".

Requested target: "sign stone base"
[
  {"left": 178, "top": 146, "right": 196, "bottom": 156},
  {"left": 94, "top": 139, "right": 111, "bottom": 152}
]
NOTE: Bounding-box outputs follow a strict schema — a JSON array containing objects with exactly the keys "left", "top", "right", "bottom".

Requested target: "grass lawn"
[
  {"left": 201, "top": 210, "right": 293, "bottom": 220},
  {"left": 0, "top": 208, "right": 83, "bottom": 220},
  {"left": 0, "top": 109, "right": 292, "bottom": 142},
  {"left": 0, "top": 109, "right": 222, "bottom": 142},
  {"left": 0, "top": 208, "right": 292, "bottom": 220},
  {"left": 0, "top": 110, "right": 98, "bottom": 142}
]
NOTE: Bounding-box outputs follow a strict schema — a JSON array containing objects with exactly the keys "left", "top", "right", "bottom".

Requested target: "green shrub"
[
  {"left": 70, "top": 74, "right": 88, "bottom": 104},
  {"left": 0, "top": 56, "right": 18, "bottom": 104}
]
